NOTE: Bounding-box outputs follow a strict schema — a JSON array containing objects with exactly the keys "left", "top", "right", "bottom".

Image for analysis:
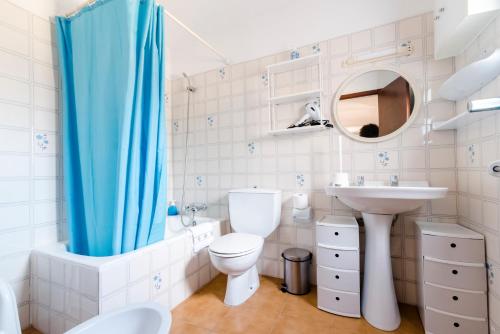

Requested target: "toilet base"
[{"left": 224, "top": 265, "right": 260, "bottom": 306}]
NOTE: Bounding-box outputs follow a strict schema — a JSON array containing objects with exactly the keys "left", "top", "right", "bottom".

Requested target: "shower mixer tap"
[
  {"left": 184, "top": 202, "right": 208, "bottom": 225},
  {"left": 389, "top": 175, "right": 399, "bottom": 187}
]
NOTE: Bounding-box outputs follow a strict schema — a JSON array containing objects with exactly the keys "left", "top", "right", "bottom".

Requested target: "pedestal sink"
[{"left": 325, "top": 181, "right": 447, "bottom": 331}]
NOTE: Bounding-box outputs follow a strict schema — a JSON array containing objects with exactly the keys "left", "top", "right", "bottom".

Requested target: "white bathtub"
[{"left": 30, "top": 216, "right": 225, "bottom": 334}]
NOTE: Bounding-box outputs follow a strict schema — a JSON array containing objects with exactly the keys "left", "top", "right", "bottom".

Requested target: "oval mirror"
[{"left": 332, "top": 67, "right": 421, "bottom": 142}]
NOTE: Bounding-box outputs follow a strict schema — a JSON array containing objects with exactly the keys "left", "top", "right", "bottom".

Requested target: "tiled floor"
[
  {"left": 23, "top": 275, "right": 424, "bottom": 334},
  {"left": 171, "top": 275, "right": 424, "bottom": 334}
]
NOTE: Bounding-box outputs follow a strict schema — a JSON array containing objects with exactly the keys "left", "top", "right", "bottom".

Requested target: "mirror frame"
[{"left": 332, "top": 65, "right": 422, "bottom": 143}]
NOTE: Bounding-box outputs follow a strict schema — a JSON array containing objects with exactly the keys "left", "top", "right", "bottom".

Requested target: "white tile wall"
[
  {"left": 454, "top": 16, "right": 500, "bottom": 333},
  {"left": 0, "top": 0, "right": 62, "bottom": 330},
  {"left": 0, "top": 24, "right": 31, "bottom": 56},
  {"left": 169, "top": 12, "right": 458, "bottom": 306},
  {"left": 0, "top": 0, "right": 176, "bottom": 328},
  {"left": 30, "top": 220, "right": 224, "bottom": 333},
  {"left": 2, "top": 0, "right": 496, "bottom": 331}
]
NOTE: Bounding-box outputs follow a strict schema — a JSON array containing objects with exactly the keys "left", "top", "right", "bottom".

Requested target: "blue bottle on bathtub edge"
[{"left": 167, "top": 201, "right": 178, "bottom": 216}]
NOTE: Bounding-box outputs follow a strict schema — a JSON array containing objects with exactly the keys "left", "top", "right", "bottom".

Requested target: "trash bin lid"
[{"left": 282, "top": 248, "right": 312, "bottom": 262}]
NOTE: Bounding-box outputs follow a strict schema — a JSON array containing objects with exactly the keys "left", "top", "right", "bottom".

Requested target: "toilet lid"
[{"left": 209, "top": 233, "right": 263, "bottom": 256}]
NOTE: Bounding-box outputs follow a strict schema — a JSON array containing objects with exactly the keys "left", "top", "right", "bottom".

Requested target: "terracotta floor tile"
[
  {"left": 171, "top": 290, "right": 229, "bottom": 330},
  {"left": 25, "top": 275, "right": 424, "bottom": 334},
  {"left": 22, "top": 329, "right": 42, "bottom": 334},
  {"left": 212, "top": 306, "right": 278, "bottom": 334},
  {"left": 281, "top": 288, "right": 335, "bottom": 324},
  {"left": 331, "top": 315, "right": 371, "bottom": 334},
  {"left": 394, "top": 305, "right": 425, "bottom": 334},
  {"left": 270, "top": 313, "right": 335, "bottom": 334},
  {"left": 170, "top": 318, "right": 212, "bottom": 334}
]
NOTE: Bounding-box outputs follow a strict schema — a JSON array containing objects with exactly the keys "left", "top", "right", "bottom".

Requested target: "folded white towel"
[{"left": 187, "top": 223, "right": 214, "bottom": 253}]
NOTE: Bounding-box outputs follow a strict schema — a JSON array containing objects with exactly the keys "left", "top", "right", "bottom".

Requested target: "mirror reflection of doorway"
[
  {"left": 337, "top": 72, "right": 415, "bottom": 138},
  {"left": 377, "top": 76, "right": 413, "bottom": 136}
]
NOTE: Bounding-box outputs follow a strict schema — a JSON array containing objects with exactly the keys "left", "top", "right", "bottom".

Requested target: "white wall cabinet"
[{"left": 434, "top": 0, "right": 500, "bottom": 59}]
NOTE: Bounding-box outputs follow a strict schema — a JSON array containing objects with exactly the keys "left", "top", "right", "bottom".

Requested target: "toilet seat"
[{"left": 209, "top": 233, "right": 263, "bottom": 258}]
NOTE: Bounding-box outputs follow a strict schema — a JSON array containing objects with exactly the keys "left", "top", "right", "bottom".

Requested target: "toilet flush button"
[{"left": 489, "top": 160, "right": 500, "bottom": 177}]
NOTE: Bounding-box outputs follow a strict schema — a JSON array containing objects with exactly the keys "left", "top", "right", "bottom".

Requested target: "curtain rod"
[
  {"left": 65, "top": 1, "right": 230, "bottom": 66},
  {"left": 65, "top": 0, "right": 97, "bottom": 18},
  {"left": 163, "top": 10, "right": 230, "bottom": 65}
]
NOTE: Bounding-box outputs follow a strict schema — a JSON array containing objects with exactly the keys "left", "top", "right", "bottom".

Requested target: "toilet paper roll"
[
  {"left": 293, "top": 193, "right": 308, "bottom": 209},
  {"left": 334, "top": 172, "right": 349, "bottom": 187}
]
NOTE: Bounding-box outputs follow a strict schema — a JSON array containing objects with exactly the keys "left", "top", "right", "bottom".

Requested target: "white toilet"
[{"left": 209, "top": 188, "right": 281, "bottom": 306}]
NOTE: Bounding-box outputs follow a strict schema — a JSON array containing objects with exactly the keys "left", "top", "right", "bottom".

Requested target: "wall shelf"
[
  {"left": 267, "top": 53, "right": 330, "bottom": 135},
  {"left": 269, "top": 89, "right": 321, "bottom": 105},
  {"left": 269, "top": 124, "right": 329, "bottom": 136},
  {"left": 268, "top": 54, "right": 321, "bottom": 74},
  {"left": 438, "top": 48, "right": 500, "bottom": 101},
  {"left": 432, "top": 109, "right": 498, "bottom": 130},
  {"left": 433, "top": 0, "right": 500, "bottom": 60}
]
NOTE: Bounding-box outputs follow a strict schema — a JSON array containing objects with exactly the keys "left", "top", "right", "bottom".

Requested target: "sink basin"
[
  {"left": 325, "top": 181, "right": 447, "bottom": 331},
  {"left": 325, "top": 182, "right": 448, "bottom": 214}
]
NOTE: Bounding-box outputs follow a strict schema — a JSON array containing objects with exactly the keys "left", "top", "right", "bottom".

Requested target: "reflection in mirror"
[{"left": 336, "top": 70, "right": 415, "bottom": 139}]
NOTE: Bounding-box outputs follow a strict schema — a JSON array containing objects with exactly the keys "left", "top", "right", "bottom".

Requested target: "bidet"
[
  {"left": 64, "top": 303, "right": 171, "bottom": 334},
  {"left": 0, "top": 279, "right": 21, "bottom": 334}
]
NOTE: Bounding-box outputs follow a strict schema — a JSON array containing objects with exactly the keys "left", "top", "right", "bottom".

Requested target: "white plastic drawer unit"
[
  {"left": 423, "top": 259, "right": 487, "bottom": 291},
  {"left": 316, "top": 225, "right": 359, "bottom": 249},
  {"left": 416, "top": 221, "right": 487, "bottom": 334},
  {"left": 424, "top": 283, "right": 487, "bottom": 318},
  {"left": 317, "top": 266, "right": 359, "bottom": 293},
  {"left": 316, "top": 215, "right": 360, "bottom": 318},
  {"left": 425, "top": 308, "right": 488, "bottom": 334},
  {"left": 422, "top": 234, "right": 484, "bottom": 263},
  {"left": 316, "top": 215, "right": 359, "bottom": 249},
  {"left": 316, "top": 247, "right": 359, "bottom": 271},
  {"left": 317, "top": 287, "right": 360, "bottom": 318}
]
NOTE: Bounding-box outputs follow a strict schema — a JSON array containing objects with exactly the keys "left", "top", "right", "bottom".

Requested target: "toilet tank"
[{"left": 228, "top": 188, "right": 282, "bottom": 237}]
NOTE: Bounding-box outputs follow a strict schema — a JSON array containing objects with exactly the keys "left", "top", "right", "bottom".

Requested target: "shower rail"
[{"left": 65, "top": 0, "right": 230, "bottom": 66}]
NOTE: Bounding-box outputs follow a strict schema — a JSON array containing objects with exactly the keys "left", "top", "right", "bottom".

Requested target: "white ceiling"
[
  {"left": 10, "top": 0, "right": 89, "bottom": 18},
  {"left": 162, "top": 0, "right": 434, "bottom": 79},
  {"left": 14, "top": 0, "right": 435, "bottom": 79},
  {"left": 11, "top": 0, "right": 61, "bottom": 18}
]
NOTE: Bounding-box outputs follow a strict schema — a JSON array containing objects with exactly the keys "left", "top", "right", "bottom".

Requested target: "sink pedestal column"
[{"left": 361, "top": 212, "right": 400, "bottom": 331}]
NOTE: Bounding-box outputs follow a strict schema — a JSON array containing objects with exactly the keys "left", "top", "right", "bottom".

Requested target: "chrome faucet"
[
  {"left": 184, "top": 202, "right": 207, "bottom": 225},
  {"left": 356, "top": 175, "right": 365, "bottom": 186},
  {"left": 389, "top": 175, "right": 399, "bottom": 187}
]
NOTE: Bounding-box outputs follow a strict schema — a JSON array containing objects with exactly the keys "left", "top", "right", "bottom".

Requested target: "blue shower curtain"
[{"left": 56, "top": 0, "right": 167, "bottom": 256}]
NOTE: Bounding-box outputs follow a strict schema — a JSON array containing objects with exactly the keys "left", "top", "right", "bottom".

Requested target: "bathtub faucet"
[{"left": 184, "top": 202, "right": 208, "bottom": 226}]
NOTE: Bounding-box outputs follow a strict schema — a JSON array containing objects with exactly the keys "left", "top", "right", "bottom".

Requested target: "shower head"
[{"left": 182, "top": 72, "right": 196, "bottom": 92}]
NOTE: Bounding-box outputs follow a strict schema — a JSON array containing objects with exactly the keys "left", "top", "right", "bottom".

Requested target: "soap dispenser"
[{"left": 167, "top": 200, "right": 178, "bottom": 216}]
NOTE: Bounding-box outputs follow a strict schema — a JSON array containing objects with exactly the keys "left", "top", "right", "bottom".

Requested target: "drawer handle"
[
  {"left": 450, "top": 243, "right": 456, "bottom": 248},
  {"left": 335, "top": 275, "right": 340, "bottom": 279},
  {"left": 335, "top": 297, "right": 340, "bottom": 301},
  {"left": 453, "top": 322, "right": 460, "bottom": 328},
  {"left": 334, "top": 232, "right": 339, "bottom": 236},
  {"left": 335, "top": 253, "right": 340, "bottom": 258},
  {"left": 452, "top": 269, "right": 458, "bottom": 275},
  {"left": 452, "top": 296, "right": 459, "bottom": 301}
]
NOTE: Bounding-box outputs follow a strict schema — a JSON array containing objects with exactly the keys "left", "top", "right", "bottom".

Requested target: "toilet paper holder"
[
  {"left": 293, "top": 207, "right": 312, "bottom": 223},
  {"left": 292, "top": 193, "right": 312, "bottom": 223}
]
